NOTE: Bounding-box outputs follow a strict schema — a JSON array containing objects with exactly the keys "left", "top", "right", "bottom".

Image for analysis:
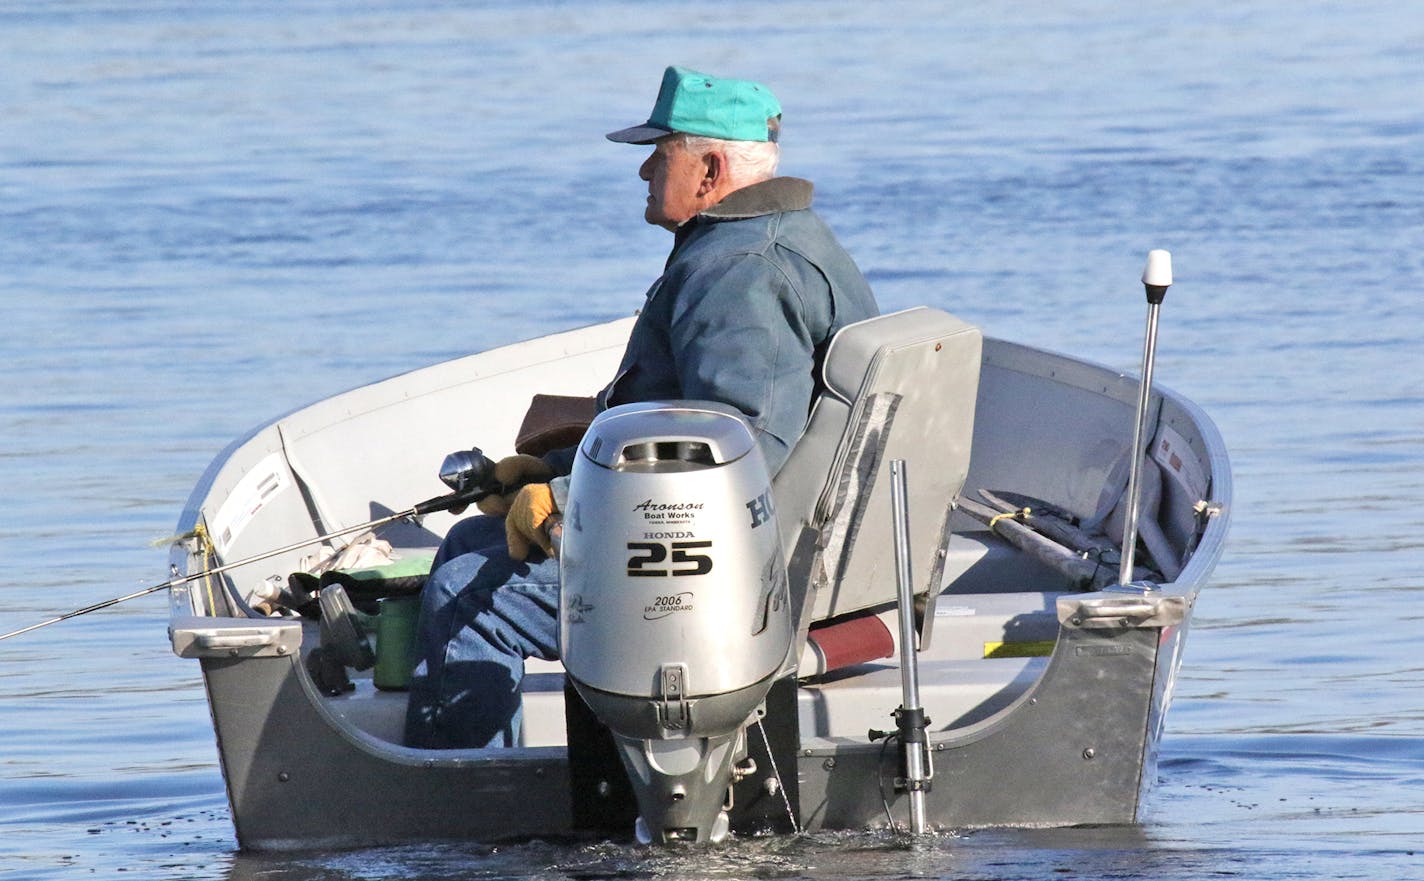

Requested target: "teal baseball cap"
[{"left": 606, "top": 66, "right": 782, "bottom": 145}]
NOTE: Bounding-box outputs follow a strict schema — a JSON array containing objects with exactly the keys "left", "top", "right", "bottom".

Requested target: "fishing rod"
[{"left": 0, "top": 447, "right": 507, "bottom": 643}]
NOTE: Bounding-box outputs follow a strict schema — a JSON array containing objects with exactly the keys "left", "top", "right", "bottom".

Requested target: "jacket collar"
[
  {"left": 698, "top": 176, "right": 813, "bottom": 220},
  {"left": 670, "top": 178, "right": 814, "bottom": 254}
]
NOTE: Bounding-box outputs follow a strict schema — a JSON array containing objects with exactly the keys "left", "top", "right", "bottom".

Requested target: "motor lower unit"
[{"left": 559, "top": 401, "right": 793, "bottom": 843}]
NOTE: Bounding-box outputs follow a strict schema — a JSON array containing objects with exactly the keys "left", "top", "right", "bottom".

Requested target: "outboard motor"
[{"left": 559, "top": 401, "right": 793, "bottom": 844}]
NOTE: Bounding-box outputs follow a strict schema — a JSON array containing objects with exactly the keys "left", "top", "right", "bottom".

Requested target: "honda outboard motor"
[{"left": 559, "top": 401, "right": 793, "bottom": 844}]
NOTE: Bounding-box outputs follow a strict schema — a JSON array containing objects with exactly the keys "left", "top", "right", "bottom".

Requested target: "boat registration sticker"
[{"left": 208, "top": 453, "right": 292, "bottom": 554}]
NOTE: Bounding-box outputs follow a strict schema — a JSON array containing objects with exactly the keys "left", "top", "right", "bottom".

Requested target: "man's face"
[{"left": 639, "top": 136, "right": 709, "bottom": 231}]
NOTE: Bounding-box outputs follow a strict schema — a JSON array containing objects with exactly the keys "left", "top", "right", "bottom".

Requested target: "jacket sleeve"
[{"left": 665, "top": 252, "right": 818, "bottom": 474}]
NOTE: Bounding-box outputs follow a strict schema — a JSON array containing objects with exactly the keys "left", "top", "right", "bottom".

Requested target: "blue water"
[{"left": 2, "top": 1, "right": 1422, "bottom": 878}]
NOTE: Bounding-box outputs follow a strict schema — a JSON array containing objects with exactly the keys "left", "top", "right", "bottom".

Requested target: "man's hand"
[
  {"left": 475, "top": 454, "right": 555, "bottom": 516},
  {"left": 504, "top": 483, "right": 558, "bottom": 561}
]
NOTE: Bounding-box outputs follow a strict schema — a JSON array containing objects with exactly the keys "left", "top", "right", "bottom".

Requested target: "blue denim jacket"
[{"left": 574, "top": 177, "right": 878, "bottom": 474}]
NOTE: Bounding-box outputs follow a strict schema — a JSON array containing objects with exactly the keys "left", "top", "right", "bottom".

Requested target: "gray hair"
[{"left": 681, "top": 134, "right": 781, "bottom": 189}]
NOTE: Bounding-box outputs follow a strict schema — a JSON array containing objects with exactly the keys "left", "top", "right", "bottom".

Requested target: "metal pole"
[
  {"left": 890, "top": 459, "right": 930, "bottom": 833},
  {"left": 1119, "top": 250, "right": 1173, "bottom": 586}
]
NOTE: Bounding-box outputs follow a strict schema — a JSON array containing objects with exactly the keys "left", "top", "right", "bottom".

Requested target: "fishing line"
[
  {"left": 755, "top": 717, "right": 799, "bottom": 833},
  {"left": 875, "top": 732, "right": 899, "bottom": 832}
]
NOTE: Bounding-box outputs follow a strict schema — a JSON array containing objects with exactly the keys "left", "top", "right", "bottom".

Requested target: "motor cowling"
[{"left": 559, "top": 401, "right": 793, "bottom": 843}]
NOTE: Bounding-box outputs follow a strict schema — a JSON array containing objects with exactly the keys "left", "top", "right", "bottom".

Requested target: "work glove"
[
  {"left": 504, "top": 482, "right": 558, "bottom": 561},
  {"left": 475, "top": 454, "right": 555, "bottom": 516}
]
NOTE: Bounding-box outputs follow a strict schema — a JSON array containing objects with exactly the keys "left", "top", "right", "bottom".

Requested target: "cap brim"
[{"left": 605, "top": 123, "right": 674, "bottom": 144}]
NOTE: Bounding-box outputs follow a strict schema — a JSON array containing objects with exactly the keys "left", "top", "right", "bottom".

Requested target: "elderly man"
[{"left": 404, "top": 66, "right": 879, "bottom": 749}]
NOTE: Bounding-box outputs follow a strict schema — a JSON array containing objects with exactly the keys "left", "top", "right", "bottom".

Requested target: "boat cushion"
[{"left": 514, "top": 393, "right": 599, "bottom": 457}]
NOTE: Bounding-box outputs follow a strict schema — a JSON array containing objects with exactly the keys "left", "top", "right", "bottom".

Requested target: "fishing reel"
[
  {"left": 436, "top": 447, "right": 497, "bottom": 495},
  {"left": 420, "top": 445, "right": 547, "bottom": 514}
]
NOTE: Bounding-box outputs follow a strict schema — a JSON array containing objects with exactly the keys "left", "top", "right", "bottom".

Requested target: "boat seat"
[
  {"left": 325, "top": 585, "right": 1061, "bottom": 748},
  {"left": 799, "top": 655, "right": 1049, "bottom": 737},
  {"left": 771, "top": 306, "right": 982, "bottom": 645},
  {"left": 797, "top": 588, "right": 1062, "bottom": 737},
  {"left": 940, "top": 528, "right": 1077, "bottom": 595},
  {"left": 516, "top": 587, "right": 1063, "bottom": 747},
  {"left": 520, "top": 653, "right": 1057, "bottom": 747}
]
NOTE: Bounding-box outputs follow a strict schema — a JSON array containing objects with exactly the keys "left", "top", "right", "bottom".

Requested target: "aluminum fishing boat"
[{"left": 168, "top": 289, "right": 1229, "bottom": 851}]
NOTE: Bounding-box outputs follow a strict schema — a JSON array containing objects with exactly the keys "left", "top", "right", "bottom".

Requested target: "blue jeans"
[{"left": 403, "top": 515, "right": 560, "bottom": 749}]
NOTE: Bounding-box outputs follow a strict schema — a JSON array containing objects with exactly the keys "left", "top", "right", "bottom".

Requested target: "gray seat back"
[{"left": 772, "top": 307, "right": 982, "bottom": 638}]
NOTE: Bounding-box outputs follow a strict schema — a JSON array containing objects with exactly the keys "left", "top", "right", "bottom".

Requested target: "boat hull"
[
  {"left": 198, "top": 652, "right": 572, "bottom": 849},
  {"left": 186, "top": 613, "right": 1180, "bottom": 847}
]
